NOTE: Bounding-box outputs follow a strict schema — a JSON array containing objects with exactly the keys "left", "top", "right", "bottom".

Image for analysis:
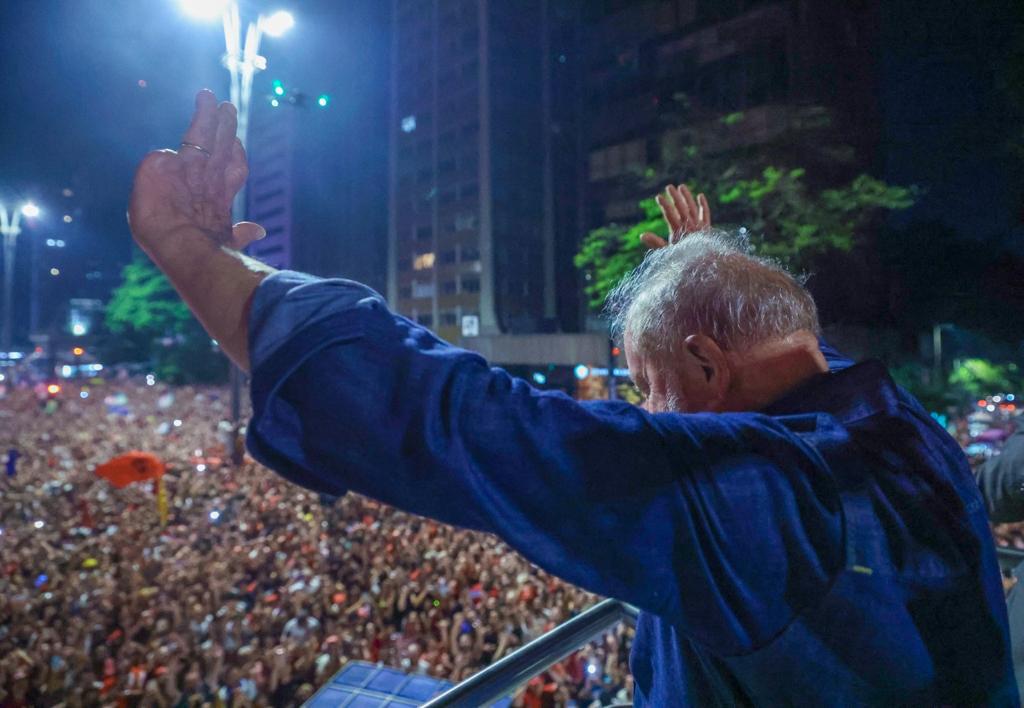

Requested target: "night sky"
[
  {"left": 0, "top": 0, "right": 389, "bottom": 338},
  {"left": 0, "top": 0, "right": 1020, "bottom": 342}
]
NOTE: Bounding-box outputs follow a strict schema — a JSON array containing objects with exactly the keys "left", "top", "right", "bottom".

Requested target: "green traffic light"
[{"left": 317, "top": 94, "right": 329, "bottom": 107}]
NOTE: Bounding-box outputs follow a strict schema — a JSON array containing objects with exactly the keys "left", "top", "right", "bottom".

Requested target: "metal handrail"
[
  {"left": 422, "top": 598, "right": 639, "bottom": 708},
  {"left": 997, "top": 546, "right": 1024, "bottom": 563}
]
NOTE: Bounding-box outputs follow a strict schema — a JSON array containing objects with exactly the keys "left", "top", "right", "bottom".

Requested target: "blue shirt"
[{"left": 246, "top": 272, "right": 1017, "bottom": 705}]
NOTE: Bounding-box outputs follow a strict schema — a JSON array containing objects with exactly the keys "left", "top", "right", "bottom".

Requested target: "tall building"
[
  {"left": 245, "top": 0, "right": 391, "bottom": 293},
  {"left": 388, "top": 0, "right": 576, "bottom": 342},
  {"left": 386, "top": 0, "right": 881, "bottom": 354},
  {"left": 246, "top": 100, "right": 296, "bottom": 271},
  {"left": 246, "top": 84, "right": 389, "bottom": 293},
  {"left": 579, "top": 0, "right": 881, "bottom": 234}
]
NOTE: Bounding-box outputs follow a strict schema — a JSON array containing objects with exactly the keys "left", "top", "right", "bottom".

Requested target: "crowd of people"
[{"left": 0, "top": 376, "right": 633, "bottom": 707}]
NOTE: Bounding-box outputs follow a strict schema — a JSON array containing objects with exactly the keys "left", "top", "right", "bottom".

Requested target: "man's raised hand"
[
  {"left": 128, "top": 89, "right": 265, "bottom": 253},
  {"left": 640, "top": 183, "right": 711, "bottom": 250}
]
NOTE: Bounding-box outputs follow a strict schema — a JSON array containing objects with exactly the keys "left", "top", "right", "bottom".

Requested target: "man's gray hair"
[{"left": 607, "top": 229, "right": 820, "bottom": 357}]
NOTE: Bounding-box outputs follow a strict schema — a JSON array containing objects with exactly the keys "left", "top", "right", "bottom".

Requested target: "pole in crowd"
[{"left": 0, "top": 202, "right": 40, "bottom": 352}]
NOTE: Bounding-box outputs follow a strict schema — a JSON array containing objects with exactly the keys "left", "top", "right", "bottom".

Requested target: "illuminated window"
[{"left": 413, "top": 252, "right": 436, "bottom": 270}]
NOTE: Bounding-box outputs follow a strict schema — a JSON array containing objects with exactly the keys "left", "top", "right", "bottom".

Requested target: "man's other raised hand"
[{"left": 640, "top": 183, "right": 711, "bottom": 250}]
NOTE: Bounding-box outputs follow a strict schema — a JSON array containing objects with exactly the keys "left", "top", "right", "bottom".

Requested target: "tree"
[
  {"left": 574, "top": 98, "right": 916, "bottom": 309},
  {"left": 891, "top": 358, "right": 1022, "bottom": 413},
  {"left": 948, "top": 359, "right": 1022, "bottom": 401},
  {"left": 104, "top": 252, "right": 227, "bottom": 383}
]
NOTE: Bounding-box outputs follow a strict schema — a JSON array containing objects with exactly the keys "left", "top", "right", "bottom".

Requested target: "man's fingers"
[
  {"left": 228, "top": 222, "right": 266, "bottom": 250},
  {"left": 640, "top": 232, "right": 668, "bottom": 250},
  {"left": 667, "top": 185, "right": 689, "bottom": 228},
  {"left": 224, "top": 138, "right": 248, "bottom": 208},
  {"left": 678, "top": 184, "right": 700, "bottom": 225},
  {"left": 698, "top": 193, "right": 711, "bottom": 227},
  {"left": 180, "top": 90, "right": 219, "bottom": 190},
  {"left": 181, "top": 90, "right": 219, "bottom": 159},
  {"left": 656, "top": 192, "right": 681, "bottom": 233},
  {"left": 210, "top": 102, "right": 239, "bottom": 168}
]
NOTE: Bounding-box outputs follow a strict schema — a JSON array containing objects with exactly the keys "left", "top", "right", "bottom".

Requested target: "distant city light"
[
  {"left": 587, "top": 663, "right": 598, "bottom": 675},
  {"left": 63, "top": 214, "right": 72, "bottom": 223},
  {"left": 179, "top": 0, "right": 229, "bottom": 21},
  {"left": 173, "top": 419, "right": 183, "bottom": 427},
  {"left": 21, "top": 203, "right": 40, "bottom": 218},
  {"left": 56, "top": 240, "right": 65, "bottom": 248},
  {"left": 72, "top": 347, "right": 84, "bottom": 356},
  {"left": 197, "top": 464, "right": 207, "bottom": 472},
  {"left": 574, "top": 364, "right": 590, "bottom": 380},
  {"left": 401, "top": 115, "right": 417, "bottom": 133},
  {"left": 46, "top": 384, "right": 61, "bottom": 395},
  {"left": 987, "top": 404, "right": 996, "bottom": 412},
  {"left": 46, "top": 239, "right": 55, "bottom": 247},
  {"left": 532, "top": 372, "right": 547, "bottom": 385},
  {"left": 270, "top": 98, "right": 280, "bottom": 107},
  {"left": 317, "top": 94, "right": 329, "bottom": 108},
  {"left": 33, "top": 520, "right": 45, "bottom": 529},
  {"left": 1008, "top": 394, "right": 1016, "bottom": 402},
  {"left": 209, "top": 510, "right": 221, "bottom": 521},
  {"left": 62, "top": 188, "right": 74, "bottom": 197},
  {"left": 61, "top": 365, "right": 72, "bottom": 377},
  {"left": 262, "top": 10, "right": 295, "bottom": 37},
  {"left": 145, "top": 374, "right": 156, "bottom": 386},
  {"left": 49, "top": 268, "right": 60, "bottom": 276},
  {"left": 80, "top": 391, "right": 89, "bottom": 399},
  {"left": 72, "top": 323, "right": 86, "bottom": 336}
]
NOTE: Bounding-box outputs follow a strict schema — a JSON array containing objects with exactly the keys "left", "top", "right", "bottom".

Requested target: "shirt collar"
[{"left": 762, "top": 360, "right": 901, "bottom": 424}]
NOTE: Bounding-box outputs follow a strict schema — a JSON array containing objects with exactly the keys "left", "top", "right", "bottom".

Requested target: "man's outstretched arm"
[{"left": 127, "top": 89, "right": 274, "bottom": 372}]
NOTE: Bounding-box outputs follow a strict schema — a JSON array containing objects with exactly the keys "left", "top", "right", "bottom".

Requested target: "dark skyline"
[{"left": 0, "top": 0, "right": 1020, "bottom": 350}]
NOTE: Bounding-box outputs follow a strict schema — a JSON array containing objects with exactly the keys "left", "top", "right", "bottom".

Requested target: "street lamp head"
[
  {"left": 179, "top": 0, "right": 230, "bottom": 21},
  {"left": 262, "top": 10, "right": 294, "bottom": 37},
  {"left": 21, "top": 203, "right": 40, "bottom": 218}
]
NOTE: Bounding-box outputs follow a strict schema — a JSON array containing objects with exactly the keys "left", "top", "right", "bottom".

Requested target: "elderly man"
[{"left": 128, "top": 91, "right": 1015, "bottom": 704}]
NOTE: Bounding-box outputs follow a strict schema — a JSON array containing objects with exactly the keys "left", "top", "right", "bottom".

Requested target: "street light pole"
[
  {"left": 0, "top": 203, "right": 38, "bottom": 352},
  {"left": 197, "top": 2, "right": 292, "bottom": 457}
]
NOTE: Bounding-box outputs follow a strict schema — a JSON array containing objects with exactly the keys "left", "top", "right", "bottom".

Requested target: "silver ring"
[{"left": 180, "top": 141, "right": 212, "bottom": 157}]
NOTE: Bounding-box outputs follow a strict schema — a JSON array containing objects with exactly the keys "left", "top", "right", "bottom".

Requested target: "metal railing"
[
  {"left": 422, "top": 598, "right": 638, "bottom": 708},
  {"left": 998, "top": 547, "right": 1024, "bottom": 563}
]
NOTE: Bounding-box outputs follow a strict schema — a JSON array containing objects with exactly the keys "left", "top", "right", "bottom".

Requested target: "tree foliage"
[
  {"left": 890, "top": 358, "right": 1022, "bottom": 412},
  {"left": 105, "top": 253, "right": 227, "bottom": 383},
  {"left": 574, "top": 99, "right": 916, "bottom": 309}
]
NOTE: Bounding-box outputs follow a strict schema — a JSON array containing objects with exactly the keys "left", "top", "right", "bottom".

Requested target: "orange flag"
[{"left": 95, "top": 451, "right": 166, "bottom": 489}]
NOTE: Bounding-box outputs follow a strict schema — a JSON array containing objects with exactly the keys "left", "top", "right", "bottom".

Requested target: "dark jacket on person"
[{"left": 245, "top": 271, "right": 1018, "bottom": 706}]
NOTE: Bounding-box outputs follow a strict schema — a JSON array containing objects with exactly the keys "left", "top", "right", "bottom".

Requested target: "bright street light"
[
  {"left": 179, "top": 0, "right": 229, "bottom": 20},
  {"left": 177, "top": 0, "right": 294, "bottom": 442},
  {"left": 21, "top": 203, "right": 40, "bottom": 218},
  {"left": 261, "top": 11, "right": 294, "bottom": 38}
]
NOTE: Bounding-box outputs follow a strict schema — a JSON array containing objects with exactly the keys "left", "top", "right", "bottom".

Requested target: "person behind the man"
[
  {"left": 973, "top": 423, "right": 1024, "bottom": 698},
  {"left": 127, "top": 90, "right": 1016, "bottom": 704}
]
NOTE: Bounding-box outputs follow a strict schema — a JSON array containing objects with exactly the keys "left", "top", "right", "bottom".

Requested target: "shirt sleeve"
[{"left": 246, "top": 271, "right": 844, "bottom": 656}]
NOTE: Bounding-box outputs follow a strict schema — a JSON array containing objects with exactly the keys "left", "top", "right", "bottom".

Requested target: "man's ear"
[{"left": 683, "top": 334, "right": 730, "bottom": 410}]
